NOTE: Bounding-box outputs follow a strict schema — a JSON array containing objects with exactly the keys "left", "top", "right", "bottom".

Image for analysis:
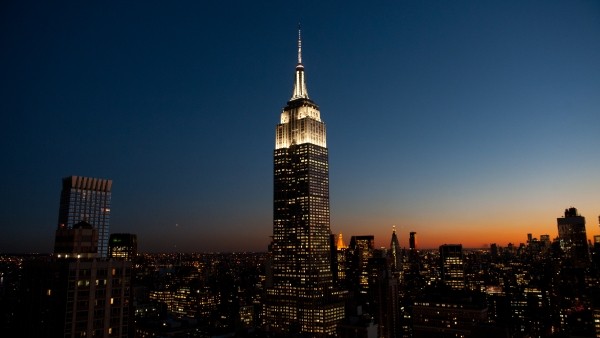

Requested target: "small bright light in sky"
[{"left": 1, "top": 1, "right": 599, "bottom": 252}]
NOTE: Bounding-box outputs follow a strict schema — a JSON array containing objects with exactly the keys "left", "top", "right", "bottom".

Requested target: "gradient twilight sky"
[{"left": 1, "top": 1, "right": 599, "bottom": 253}]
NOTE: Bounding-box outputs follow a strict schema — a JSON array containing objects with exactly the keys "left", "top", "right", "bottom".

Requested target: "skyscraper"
[
  {"left": 439, "top": 244, "right": 464, "bottom": 290},
  {"left": 57, "top": 176, "right": 112, "bottom": 257},
  {"left": 18, "top": 175, "right": 130, "bottom": 338},
  {"left": 557, "top": 207, "right": 590, "bottom": 267},
  {"left": 264, "top": 28, "right": 345, "bottom": 336},
  {"left": 409, "top": 231, "right": 417, "bottom": 250},
  {"left": 389, "top": 226, "right": 401, "bottom": 272}
]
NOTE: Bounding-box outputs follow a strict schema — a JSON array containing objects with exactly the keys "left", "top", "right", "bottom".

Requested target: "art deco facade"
[
  {"left": 57, "top": 176, "right": 112, "bottom": 258},
  {"left": 264, "top": 30, "right": 344, "bottom": 336}
]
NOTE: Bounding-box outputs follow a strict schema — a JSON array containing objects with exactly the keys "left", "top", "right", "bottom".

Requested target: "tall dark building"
[
  {"left": 389, "top": 226, "right": 401, "bottom": 272},
  {"left": 557, "top": 207, "right": 590, "bottom": 267},
  {"left": 440, "top": 244, "right": 464, "bottom": 290},
  {"left": 409, "top": 231, "right": 417, "bottom": 250},
  {"left": 17, "top": 176, "right": 130, "bottom": 338},
  {"left": 57, "top": 176, "right": 112, "bottom": 257},
  {"left": 349, "top": 235, "right": 375, "bottom": 293},
  {"left": 264, "top": 29, "right": 345, "bottom": 336}
]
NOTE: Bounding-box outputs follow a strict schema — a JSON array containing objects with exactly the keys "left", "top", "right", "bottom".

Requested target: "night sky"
[{"left": 2, "top": 1, "right": 599, "bottom": 253}]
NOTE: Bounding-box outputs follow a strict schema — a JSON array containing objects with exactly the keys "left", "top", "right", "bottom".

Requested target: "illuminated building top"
[
  {"left": 337, "top": 233, "right": 348, "bottom": 249},
  {"left": 275, "top": 27, "right": 326, "bottom": 149}
]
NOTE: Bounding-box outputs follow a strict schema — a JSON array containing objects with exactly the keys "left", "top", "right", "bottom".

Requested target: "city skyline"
[{"left": 2, "top": 1, "right": 600, "bottom": 253}]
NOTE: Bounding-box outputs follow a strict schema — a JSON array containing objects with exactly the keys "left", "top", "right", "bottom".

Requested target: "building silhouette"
[
  {"left": 557, "top": 207, "right": 590, "bottom": 267},
  {"left": 409, "top": 232, "right": 417, "bottom": 251},
  {"left": 439, "top": 244, "right": 464, "bottom": 290},
  {"left": 15, "top": 176, "right": 132, "bottom": 338},
  {"left": 57, "top": 176, "right": 112, "bottom": 258},
  {"left": 54, "top": 220, "right": 98, "bottom": 259},
  {"left": 263, "top": 28, "right": 345, "bottom": 336},
  {"left": 389, "top": 226, "right": 401, "bottom": 272},
  {"left": 348, "top": 235, "right": 375, "bottom": 295}
]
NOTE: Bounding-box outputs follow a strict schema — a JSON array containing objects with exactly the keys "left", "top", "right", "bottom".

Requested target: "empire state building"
[{"left": 264, "top": 29, "right": 345, "bottom": 336}]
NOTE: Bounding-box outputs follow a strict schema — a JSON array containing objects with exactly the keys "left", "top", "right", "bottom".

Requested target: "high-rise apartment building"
[
  {"left": 57, "top": 176, "right": 112, "bottom": 257},
  {"left": 18, "top": 176, "right": 129, "bottom": 338},
  {"left": 264, "top": 29, "right": 345, "bottom": 336},
  {"left": 557, "top": 207, "right": 590, "bottom": 267},
  {"left": 63, "top": 259, "right": 132, "bottom": 338}
]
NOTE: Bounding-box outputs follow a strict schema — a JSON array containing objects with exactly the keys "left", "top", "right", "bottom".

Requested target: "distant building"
[
  {"left": 389, "top": 226, "right": 401, "bottom": 272},
  {"left": 349, "top": 235, "right": 375, "bottom": 293},
  {"left": 109, "top": 233, "right": 138, "bottom": 260},
  {"left": 557, "top": 207, "right": 590, "bottom": 267},
  {"left": 440, "top": 244, "right": 464, "bottom": 290},
  {"left": 333, "top": 233, "right": 348, "bottom": 286},
  {"left": 409, "top": 232, "right": 417, "bottom": 250},
  {"left": 412, "top": 291, "right": 489, "bottom": 338},
  {"left": 57, "top": 176, "right": 112, "bottom": 258}
]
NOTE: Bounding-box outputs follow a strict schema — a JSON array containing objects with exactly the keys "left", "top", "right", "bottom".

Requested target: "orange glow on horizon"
[{"left": 332, "top": 212, "right": 600, "bottom": 251}]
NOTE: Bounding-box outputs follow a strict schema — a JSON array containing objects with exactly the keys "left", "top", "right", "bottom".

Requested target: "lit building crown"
[{"left": 275, "top": 26, "right": 326, "bottom": 150}]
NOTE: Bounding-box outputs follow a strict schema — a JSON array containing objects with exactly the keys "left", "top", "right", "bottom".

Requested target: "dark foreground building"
[{"left": 13, "top": 176, "right": 133, "bottom": 338}]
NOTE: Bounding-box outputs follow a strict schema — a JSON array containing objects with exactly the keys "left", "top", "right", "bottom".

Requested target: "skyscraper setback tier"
[
  {"left": 264, "top": 29, "right": 345, "bottom": 336},
  {"left": 57, "top": 176, "right": 112, "bottom": 258}
]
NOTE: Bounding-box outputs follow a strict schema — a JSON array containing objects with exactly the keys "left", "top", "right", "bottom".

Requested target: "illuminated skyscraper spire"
[
  {"left": 337, "top": 233, "right": 348, "bottom": 249},
  {"left": 266, "top": 28, "right": 344, "bottom": 336},
  {"left": 291, "top": 24, "right": 309, "bottom": 100},
  {"left": 297, "top": 23, "right": 302, "bottom": 64}
]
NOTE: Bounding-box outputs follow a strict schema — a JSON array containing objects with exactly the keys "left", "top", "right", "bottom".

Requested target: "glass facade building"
[
  {"left": 264, "top": 30, "right": 345, "bottom": 336},
  {"left": 57, "top": 176, "right": 112, "bottom": 258}
]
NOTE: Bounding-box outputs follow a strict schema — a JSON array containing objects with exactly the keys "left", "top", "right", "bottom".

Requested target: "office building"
[
  {"left": 557, "top": 207, "right": 590, "bottom": 267},
  {"left": 349, "top": 236, "right": 375, "bottom": 292},
  {"left": 389, "top": 226, "right": 401, "bottom": 272},
  {"left": 440, "top": 244, "right": 464, "bottom": 290},
  {"left": 109, "top": 233, "right": 138, "bottom": 260},
  {"left": 409, "top": 232, "right": 417, "bottom": 250},
  {"left": 334, "top": 233, "right": 348, "bottom": 286},
  {"left": 57, "top": 176, "right": 112, "bottom": 258},
  {"left": 263, "top": 28, "right": 345, "bottom": 336},
  {"left": 412, "top": 291, "right": 488, "bottom": 337}
]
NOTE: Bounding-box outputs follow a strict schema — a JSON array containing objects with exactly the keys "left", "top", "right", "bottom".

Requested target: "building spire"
[
  {"left": 297, "top": 23, "right": 302, "bottom": 64},
  {"left": 291, "top": 24, "right": 309, "bottom": 100}
]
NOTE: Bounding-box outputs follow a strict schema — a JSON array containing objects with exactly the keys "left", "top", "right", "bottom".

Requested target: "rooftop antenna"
[{"left": 297, "top": 23, "right": 302, "bottom": 65}]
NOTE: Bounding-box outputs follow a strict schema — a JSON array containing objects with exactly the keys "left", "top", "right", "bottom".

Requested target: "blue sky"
[{"left": 1, "top": 1, "right": 599, "bottom": 252}]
